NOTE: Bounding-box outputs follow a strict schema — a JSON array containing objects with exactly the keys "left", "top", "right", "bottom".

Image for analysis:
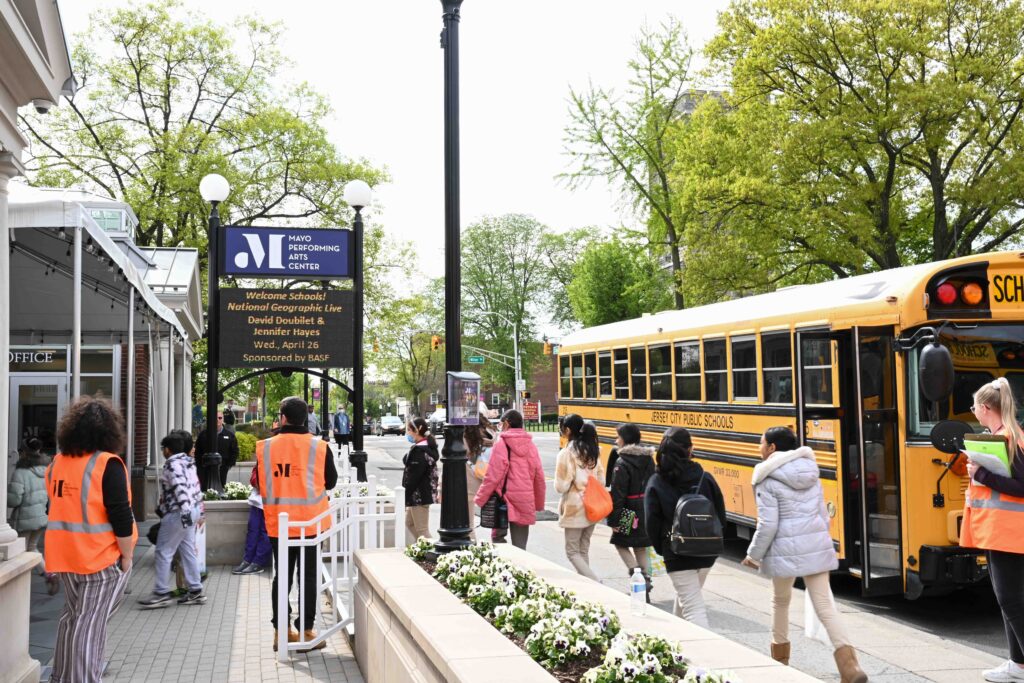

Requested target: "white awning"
[{"left": 7, "top": 182, "right": 189, "bottom": 340}]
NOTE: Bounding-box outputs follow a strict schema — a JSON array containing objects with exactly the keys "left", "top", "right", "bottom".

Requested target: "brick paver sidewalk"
[{"left": 103, "top": 544, "right": 364, "bottom": 682}]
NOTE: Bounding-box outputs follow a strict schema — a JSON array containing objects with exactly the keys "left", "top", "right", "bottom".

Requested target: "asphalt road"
[{"left": 363, "top": 432, "right": 1009, "bottom": 659}]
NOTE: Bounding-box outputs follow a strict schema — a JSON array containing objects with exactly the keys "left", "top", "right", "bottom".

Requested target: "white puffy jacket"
[{"left": 746, "top": 446, "right": 838, "bottom": 578}]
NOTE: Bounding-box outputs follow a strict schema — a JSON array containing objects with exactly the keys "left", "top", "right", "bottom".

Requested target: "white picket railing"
[{"left": 275, "top": 476, "right": 404, "bottom": 661}]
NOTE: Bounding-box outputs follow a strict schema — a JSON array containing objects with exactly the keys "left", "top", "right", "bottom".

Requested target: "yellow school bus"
[{"left": 556, "top": 251, "right": 1024, "bottom": 598}]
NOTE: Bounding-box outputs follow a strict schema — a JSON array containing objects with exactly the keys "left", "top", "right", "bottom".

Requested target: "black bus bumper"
[{"left": 905, "top": 545, "right": 988, "bottom": 599}]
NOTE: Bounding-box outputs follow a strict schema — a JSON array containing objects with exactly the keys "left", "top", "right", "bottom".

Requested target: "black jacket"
[
  {"left": 645, "top": 460, "right": 726, "bottom": 572},
  {"left": 195, "top": 426, "right": 239, "bottom": 465},
  {"left": 403, "top": 443, "right": 440, "bottom": 507},
  {"left": 608, "top": 445, "right": 655, "bottom": 548}
]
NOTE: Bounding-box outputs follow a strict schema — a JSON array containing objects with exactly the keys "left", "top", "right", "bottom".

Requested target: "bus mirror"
[
  {"left": 930, "top": 420, "right": 973, "bottom": 455},
  {"left": 919, "top": 342, "right": 955, "bottom": 403}
]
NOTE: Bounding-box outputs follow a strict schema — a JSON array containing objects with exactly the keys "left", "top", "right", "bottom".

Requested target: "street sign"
[
  {"left": 218, "top": 288, "right": 354, "bottom": 368},
  {"left": 515, "top": 379, "right": 527, "bottom": 391},
  {"left": 222, "top": 225, "right": 352, "bottom": 279},
  {"left": 522, "top": 400, "right": 540, "bottom": 422},
  {"left": 468, "top": 355, "right": 485, "bottom": 364}
]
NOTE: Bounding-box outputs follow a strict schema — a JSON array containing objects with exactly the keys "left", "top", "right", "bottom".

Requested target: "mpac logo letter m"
[
  {"left": 273, "top": 463, "right": 292, "bottom": 478},
  {"left": 233, "top": 233, "right": 285, "bottom": 270}
]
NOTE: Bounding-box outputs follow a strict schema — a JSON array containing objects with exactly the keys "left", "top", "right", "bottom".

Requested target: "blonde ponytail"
[{"left": 976, "top": 378, "right": 1024, "bottom": 459}]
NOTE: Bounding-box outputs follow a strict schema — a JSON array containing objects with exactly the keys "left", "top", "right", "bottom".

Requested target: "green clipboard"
[{"left": 964, "top": 434, "right": 1011, "bottom": 477}]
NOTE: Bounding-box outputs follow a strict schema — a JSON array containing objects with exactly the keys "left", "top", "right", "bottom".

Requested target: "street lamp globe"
[
  {"left": 343, "top": 179, "right": 372, "bottom": 209},
  {"left": 199, "top": 173, "right": 230, "bottom": 203}
]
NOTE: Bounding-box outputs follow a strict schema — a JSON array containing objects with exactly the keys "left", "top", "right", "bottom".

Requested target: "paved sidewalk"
[
  {"left": 101, "top": 540, "right": 364, "bottom": 683},
  {"left": 358, "top": 443, "right": 1003, "bottom": 683}
]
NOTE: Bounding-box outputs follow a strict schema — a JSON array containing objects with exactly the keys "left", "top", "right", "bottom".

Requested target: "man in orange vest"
[
  {"left": 256, "top": 396, "right": 337, "bottom": 650},
  {"left": 45, "top": 396, "right": 138, "bottom": 683}
]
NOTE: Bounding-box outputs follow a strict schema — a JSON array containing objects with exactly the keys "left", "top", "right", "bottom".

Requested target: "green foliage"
[
  {"left": 562, "top": 19, "right": 696, "bottom": 309},
  {"left": 567, "top": 235, "right": 673, "bottom": 327},
  {"left": 537, "top": 227, "right": 598, "bottom": 328},
  {"left": 374, "top": 287, "right": 445, "bottom": 414},
  {"left": 234, "top": 431, "right": 257, "bottom": 462},
  {"left": 674, "top": 0, "right": 1024, "bottom": 302},
  {"left": 22, "top": 0, "right": 386, "bottom": 251},
  {"left": 461, "top": 214, "right": 554, "bottom": 388}
]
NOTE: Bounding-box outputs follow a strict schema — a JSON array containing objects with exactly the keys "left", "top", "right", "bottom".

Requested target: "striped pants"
[{"left": 51, "top": 563, "right": 131, "bottom": 683}]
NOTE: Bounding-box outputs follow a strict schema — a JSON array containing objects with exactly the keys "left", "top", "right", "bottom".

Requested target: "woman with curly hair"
[{"left": 45, "top": 396, "right": 138, "bottom": 683}]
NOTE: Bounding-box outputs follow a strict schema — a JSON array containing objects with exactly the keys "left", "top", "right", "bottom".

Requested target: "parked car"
[
  {"left": 362, "top": 419, "right": 375, "bottom": 435},
  {"left": 377, "top": 415, "right": 405, "bottom": 436},
  {"left": 428, "top": 408, "right": 446, "bottom": 436}
]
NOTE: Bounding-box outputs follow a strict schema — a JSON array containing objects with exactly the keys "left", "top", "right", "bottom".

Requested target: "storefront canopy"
[{"left": 7, "top": 183, "right": 190, "bottom": 341}]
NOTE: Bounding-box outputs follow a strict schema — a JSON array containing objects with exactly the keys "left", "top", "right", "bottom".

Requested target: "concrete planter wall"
[
  {"left": 202, "top": 500, "right": 249, "bottom": 566},
  {"left": 225, "top": 461, "right": 254, "bottom": 485},
  {"left": 353, "top": 546, "right": 821, "bottom": 683},
  {"left": 354, "top": 549, "right": 555, "bottom": 683}
]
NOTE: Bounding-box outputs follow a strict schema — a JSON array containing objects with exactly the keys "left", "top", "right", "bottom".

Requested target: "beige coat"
[{"left": 554, "top": 444, "right": 604, "bottom": 528}]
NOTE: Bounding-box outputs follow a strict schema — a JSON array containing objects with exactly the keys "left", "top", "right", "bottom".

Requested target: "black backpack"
[{"left": 669, "top": 472, "right": 724, "bottom": 557}]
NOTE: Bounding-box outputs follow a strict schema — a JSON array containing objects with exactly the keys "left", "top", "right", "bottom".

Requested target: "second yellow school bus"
[{"left": 557, "top": 251, "right": 1024, "bottom": 598}]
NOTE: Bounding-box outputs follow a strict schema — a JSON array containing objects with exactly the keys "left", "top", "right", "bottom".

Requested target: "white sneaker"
[{"left": 983, "top": 660, "right": 1024, "bottom": 682}]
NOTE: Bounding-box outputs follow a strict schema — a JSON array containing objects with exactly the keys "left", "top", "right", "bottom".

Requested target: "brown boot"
[
  {"left": 834, "top": 645, "right": 867, "bottom": 683},
  {"left": 771, "top": 641, "right": 791, "bottom": 665},
  {"left": 272, "top": 628, "right": 299, "bottom": 652},
  {"left": 300, "top": 629, "right": 327, "bottom": 651}
]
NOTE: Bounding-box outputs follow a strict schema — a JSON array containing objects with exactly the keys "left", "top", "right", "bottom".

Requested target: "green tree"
[
  {"left": 561, "top": 19, "right": 696, "bottom": 309},
  {"left": 690, "top": 0, "right": 1024, "bottom": 298},
  {"left": 20, "top": 0, "right": 385, "bottom": 254},
  {"left": 375, "top": 285, "right": 445, "bottom": 416},
  {"left": 537, "top": 227, "right": 597, "bottom": 328},
  {"left": 567, "top": 235, "right": 673, "bottom": 327},
  {"left": 461, "top": 215, "right": 552, "bottom": 388}
]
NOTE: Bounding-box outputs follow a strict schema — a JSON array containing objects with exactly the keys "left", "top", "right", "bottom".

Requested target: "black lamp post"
[
  {"left": 435, "top": 0, "right": 472, "bottom": 554},
  {"left": 344, "top": 179, "right": 372, "bottom": 482},
  {"left": 199, "top": 173, "right": 230, "bottom": 494}
]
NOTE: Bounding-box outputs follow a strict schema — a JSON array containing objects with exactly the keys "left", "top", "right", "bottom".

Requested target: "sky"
[{"left": 57, "top": 1, "right": 731, "bottom": 280}]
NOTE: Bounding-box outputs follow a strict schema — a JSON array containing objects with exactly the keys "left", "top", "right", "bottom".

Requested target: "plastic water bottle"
[{"left": 630, "top": 567, "right": 646, "bottom": 616}]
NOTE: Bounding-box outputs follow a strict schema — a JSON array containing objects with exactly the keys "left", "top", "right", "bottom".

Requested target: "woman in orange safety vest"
[
  {"left": 45, "top": 397, "right": 137, "bottom": 683},
  {"left": 962, "top": 377, "right": 1024, "bottom": 683}
]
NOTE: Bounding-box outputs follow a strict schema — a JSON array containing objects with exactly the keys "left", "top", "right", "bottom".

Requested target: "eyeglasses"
[{"left": 970, "top": 405, "right": 982, "bottom": 414}]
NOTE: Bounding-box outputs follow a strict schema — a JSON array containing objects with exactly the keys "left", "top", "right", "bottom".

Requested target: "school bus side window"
[
  {"left": 731, "top": 336, "right": 757, "bottom": 401},
  {"left": 674, "top": 342, "right": 700, "bottom": 401},
  {"left": 584, "top": 353, "right": 598, "bottom": 398},
  {"left": 705, "top": 339, "right": 728, "bottom": 402},
  {"left": 613, "top": 349, "right": 629, "bottom": 399},
  {"left": 631, "top": 347, "right": 648, "bottom": 400},
  {"left": 762, "top": 332, "right": 793, "bottom": 403},
  {"left": 801, "top": 338, "right": 833, "bottom": 405},
  {"left": 571, "top": 354, "right": 584, "bottom": 398},
  {"left": 598, "top": 351, "right": 613, "bottom": 397},
  {"left": 559, "top": 355, "right": 570, "bottom": 398},
  {"left": 649, "top": 345, "right": 672, "bottom": 400}
]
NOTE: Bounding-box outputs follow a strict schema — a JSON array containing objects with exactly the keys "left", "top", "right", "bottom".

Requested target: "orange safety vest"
[
  {"left": 45, "top": 451, "right": 138, "bottom": 574},
  {"left": 961, "top": 479, "right": 1024, "bottom": 554},
  {"left": 257, "top": 434, "right": 331, "bottom": 538}
]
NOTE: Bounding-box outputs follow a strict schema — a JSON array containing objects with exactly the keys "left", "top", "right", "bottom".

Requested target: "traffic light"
[
  {"left": 431, "top": 335, "right": 441, "bottom": 350},
  {"left": 522, "top": 391, "right": 531, "bottom": 400},
  {"left": 543, "top": 341, "right": 552, "bottom": 355},
  {"left": 372, "top": 338, "right": 380, "bottom": 353}
]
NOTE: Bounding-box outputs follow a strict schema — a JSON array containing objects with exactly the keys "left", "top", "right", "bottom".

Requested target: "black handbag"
[{"left": 479, "top": 446, "right": 511, "bottom": 530}]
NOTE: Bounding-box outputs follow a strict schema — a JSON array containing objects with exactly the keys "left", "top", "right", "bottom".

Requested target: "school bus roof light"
[
  {"left": 935, "top": 282, "right": 958, "bottom": 305},
  {"left": 961, "top": 281, "right": 984, "bottom": 306}
]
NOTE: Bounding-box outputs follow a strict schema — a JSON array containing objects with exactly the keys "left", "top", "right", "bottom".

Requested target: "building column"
[
  {"left": 0, "top": 151, "right": 42, "bottom": 683},
  {"left": 0, "top": 152, "right": 25, "bottom": 553}
]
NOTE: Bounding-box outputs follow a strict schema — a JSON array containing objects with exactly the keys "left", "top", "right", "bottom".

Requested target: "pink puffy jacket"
[{"left": 474, "top": 428, "right": 546, "bottom": 525}]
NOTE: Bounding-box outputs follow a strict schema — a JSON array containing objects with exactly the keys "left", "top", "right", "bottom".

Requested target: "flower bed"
[{"left": 404, "top": 539, "right": 737, "bottom": 683}]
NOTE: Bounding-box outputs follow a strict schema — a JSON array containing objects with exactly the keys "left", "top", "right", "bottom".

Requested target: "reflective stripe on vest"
[
  {"left": 262, "top": 436, "right": 327, "bottom": 506},
  {"left": 45, "top": 451, "right": 114, "bottom": 533},
  {"left": 968, "top": 489, "right": 1024, "bottom": 513}
]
